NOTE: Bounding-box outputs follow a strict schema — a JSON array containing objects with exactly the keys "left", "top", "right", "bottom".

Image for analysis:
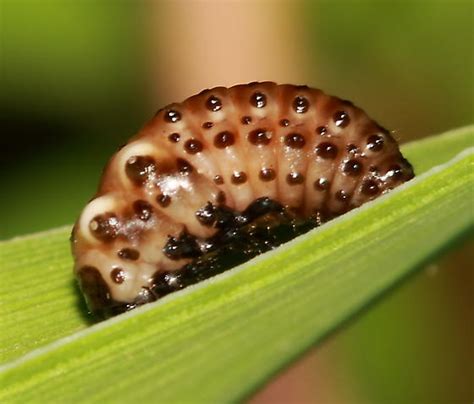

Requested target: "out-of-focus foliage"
[
  {"left": 1, "top": 0, "right": 148, "bottom": 238},
  {"left": 305, "top": 0, "right": 473, "bottom": 139}
]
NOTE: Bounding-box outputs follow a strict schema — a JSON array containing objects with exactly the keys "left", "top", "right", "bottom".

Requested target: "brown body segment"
[{"left": 71, "top": 82, "right": 414, "bottom": 317}]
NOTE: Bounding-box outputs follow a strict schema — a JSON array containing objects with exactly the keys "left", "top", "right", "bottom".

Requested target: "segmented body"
[{"left": 71, "top": 82, "right": 414, "bottom": 317}]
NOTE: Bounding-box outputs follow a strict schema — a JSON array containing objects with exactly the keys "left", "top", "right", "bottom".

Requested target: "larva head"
[
  {"left": 71, "top": 141, "right": 194, "bottom": 315},
  {"left": 71, "top": 82, "right": 415, "bottom": 318}
]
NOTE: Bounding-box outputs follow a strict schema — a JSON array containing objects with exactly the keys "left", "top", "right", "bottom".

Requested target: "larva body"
[{"left": 71, "top": 82, "right": 414, "bottom": 317}]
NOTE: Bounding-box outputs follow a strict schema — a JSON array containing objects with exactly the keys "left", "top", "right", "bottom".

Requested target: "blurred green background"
[{"left": 1, "top": 0, "right": 472, "bottom": 402}]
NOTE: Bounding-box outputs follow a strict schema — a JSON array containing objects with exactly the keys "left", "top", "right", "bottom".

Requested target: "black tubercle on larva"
[
  {"left": 293, "top": 96, "right": 309, "bottom": 113},
  {"left": 335, "top": 190, "right": 350, "bottom": 202},
  {"left": 287, "top": 172, "right": 305, "bottom": 185},
  {"left": 241, "top": 116, "right": 252, "bottom": 125},
  {"left": 387, "top": 164, "right": 403, "bottom": 181},
  {"left": 248, "top": 129, "right": 271, "bottom": 145},
  {"left": 125, "top": 156, "right": 156, "bottom": 186},
  {"left": 316, "top": 126, "right": 327, "bottom": 135},
  {"left": 184, "top": 139, "right": 204, "bottom": 154},
  {"left": 111, "top": 268, "right": 125, "bottom": 284},
  {"left": 314, "top": 178, "right": 330, "bottom": 191},
  {"left": 206, "top": 95, "right": 222, "bottom": 112},
  {"left": 361, "top": 179, "right": 380, "bottom": 196},
  {"left": 214, "top": 131, "right": 235, "bottom": 148},
  {"left": 231, "top": 171, "right": 247, "bottom": 184},
  {"left": 157, "top": 194, "right": 172, "bottom": 208},
  {"left": 333, "top": 111, "right": 350, "bottom": 128},
  {"left": 284, "top": 133, "right": 306, "bottom": 149},
  {"left": 133, "top": 200, "right": 153, "bottom": 221},
  {"left": 195, "top": 202, "right": 218, "bottom": 226},
  {"left": 164, "top": 110, "right": 181, "bottom": 123},
  {"left": 89, "top": 213, "right": 120, "bottom": 242},
  {"left": 176, "top": 158, "right": 194, "bottom": 174},
  {"left": 214, "top": 175, "right": 224, "bottom": 185},
  {"left": 259, "top": 167, "right": 276, "bottom": 181},
  {"left": 168, "top": 133, "right": 180, "bottom": 143},
  {"left": 343, "top": 159, "right": 363, "bottom": 176},
  {"left": 250, "top": 92, "right": 267, "bottom": 108},
  {"left": 367, "top": 134, "right": 384, "bottom": 151},
  {"left": 316, "top": 142, "right": 338, "bottom": 159}
]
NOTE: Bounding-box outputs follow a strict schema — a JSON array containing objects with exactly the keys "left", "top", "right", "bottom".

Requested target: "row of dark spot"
[
  {"left": 166, "top": 129, "right": 385, "bottom": 156},
  {"left": 166, "top": 92, "right": 308, "bottom": 118},
  {"left": 163, "top": 91, "right": 351, "bottom": 130},
  {"left": 110, "top": 248, "right": 141, "bottom": 284},
  {"left": 125, "top": 145, "right": 398, "bottom": 192}
]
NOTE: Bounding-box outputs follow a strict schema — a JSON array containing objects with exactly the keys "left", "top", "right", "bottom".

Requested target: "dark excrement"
[{"left": 96, "top": 197, "right": 322, "bottom": 319}]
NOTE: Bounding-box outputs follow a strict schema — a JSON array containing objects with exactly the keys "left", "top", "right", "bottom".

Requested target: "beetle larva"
[{"left": 71, "top": 82, "right": 414, "bottom": 317}]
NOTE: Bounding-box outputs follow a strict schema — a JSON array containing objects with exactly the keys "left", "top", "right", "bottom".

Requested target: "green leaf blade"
[
  {"left": 1, "top": 133, "right": 472, "bottom": 402},
  {"left": 402, "top": 124, "right": 473, "bottom": 174}
]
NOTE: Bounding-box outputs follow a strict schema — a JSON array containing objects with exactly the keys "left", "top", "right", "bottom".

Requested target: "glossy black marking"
[
  {"left": 248, "top": 129, "right": 271, "bottom": 145},
  {"left": 196, "top": 202, "right": 217, "bottom": 227},
  {"left": 241, "top": 116, "right": 252, "bottom": 125},
  {"left": 125, "top": 156, "right": 156, "bottom": 186},
  {"left": 316, "top": 126, "right": 327, "bottom": 135},
  {"left": 184, "top": 139, "right": 204, "bottom": 154},
  {"left": 367, "top": 134, "right": 384, "bottom": 151},
  {"left": 314, "top": 178, "right": 330, "bottom": 191},
  {"left": 333, "top": 111, "right": 350, "bottom": 128},
  {"left": 388, "top": 164, "right": 403, "bottom": 180},
  {"left": 133, "top": 200, "right": 153, "bottom": 221},
  {"left": 343, "top": 159, "right": 363, "bottom": 176},
  {"left": 89, "top": 213, "right": 120, "bottom": 242},
  {"left": 361, "top": 179, "right": 380, "bottom": 196},
  {"left": 250, "top": 92, "right": 267, "bottom": 108},
  {"left": 316, "top": 142, "right": 338, "bottom": 159},
  {"left": 293, "top": 96, "right": 309, "bottom": 113},
  {"left": 287, "top": 172, "right": 305, "bottom": 185},
  {"left": 335, "top": 190, "right": 350, "bottom": 202},
  {"left": 164, "top": 110, "right": 181, "bottom": 123},
  {"left": 284, "top": 133, "right": 306, "bottom": 149},
  {"left": 149, "top": 198, "right": 317, "bottom": 305},
  {"left": 206, "top": 95, "right": 222, "bottom": 112},
  {"left": 259, "top": 168, "right": 276, "bottom": 181},
  {"left": 111, "top": 268, "right": 125, "bottom": 284},
  {"left": 213, "top": 175, "right": 224, "bottom": 185},
  {"left": 176, "top": 158, "right": 193, "bottom": 174},
  {"left": 231, "top": 171, "right": 247, "bottom": 185},
  {"left": 157, "top": 194, "right": 171, "bottom": 208},
  {"left": 214, "top": 131, "right": 235, "bottom": 148},
  {"left": 168, "top": 133, "right": 180, "bottom": 143}
]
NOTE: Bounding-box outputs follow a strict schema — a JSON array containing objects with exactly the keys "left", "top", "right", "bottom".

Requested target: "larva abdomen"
[{"left": 71, "top": 82, "right": 414, "bottom": 317}]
